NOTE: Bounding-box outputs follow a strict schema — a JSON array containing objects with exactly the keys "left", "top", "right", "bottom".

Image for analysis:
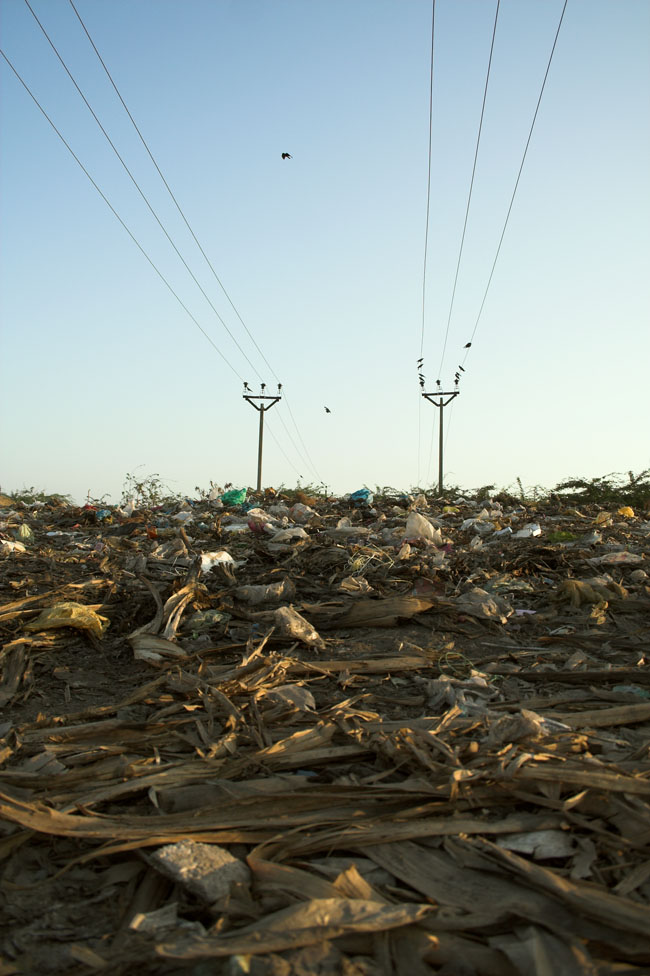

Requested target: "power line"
[
  {"left": 417, "top": 0, "right": 436, "bottom": 486},
  {"left": 66, "top": 0, "right": 322, "bottom": 484},
  {"left": 0, "top": 48, "right": 244, "bottom": 383},
  {"left": 433, "top": 1, "right": 568, "bottom": 487},
  {"left": 419, "top": 0, "right": 436, "bottom": 363},
  {"left": 3, "top": 40, "right": 317, "bottom": 487},
  {"left": 423, "top": 1, "right": 565, "bottom": 487},
  {"left": 437, "top": 0, "right": 500, "bottom": 381},
  {"left": 264, "top": 417, "right": 304, "bottom": 482},
  {"left": 67, "top": 0, "right": 278, "bottom": 385},
  {"left": 422, "top": 0, "right": 501, "bottom": 489},
  {"left": 280, "top": 394, "right": 322, "bottom": 484},
  {"left": 461, "top": 0, "right": 569, "bottom": 370},
  {"left": 23, "top": 0, "right": 265, "bottom": 382}
]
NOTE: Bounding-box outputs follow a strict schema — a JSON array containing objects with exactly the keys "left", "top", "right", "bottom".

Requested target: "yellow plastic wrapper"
[
  {"left": 617, "top": 506, "right": 635, "bottom": 518},
  {"left": 25, "top": 602, "right": 109, "bottom": 639}
]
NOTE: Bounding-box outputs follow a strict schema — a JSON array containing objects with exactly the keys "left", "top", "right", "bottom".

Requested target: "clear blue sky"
[{"left": 1, "top": 0, "right": 648, "bottom": 503}]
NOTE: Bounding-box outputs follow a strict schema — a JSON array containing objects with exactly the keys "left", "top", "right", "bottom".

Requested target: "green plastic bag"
[{"left": 221, "top": 488, "right": 247, "bottom": 506}]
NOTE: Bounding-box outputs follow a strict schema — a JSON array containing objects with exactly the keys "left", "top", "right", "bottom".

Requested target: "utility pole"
[
  {"left": 243, "top": 384, "right": 282, "bottom": 491},
  {"left": 422, "top": 384, "right": 459, "bottom": 495}
]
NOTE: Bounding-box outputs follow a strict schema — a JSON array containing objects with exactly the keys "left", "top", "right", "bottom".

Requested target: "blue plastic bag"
[{"left": 350, "top": 488, "right": 374, "bottom": 507}]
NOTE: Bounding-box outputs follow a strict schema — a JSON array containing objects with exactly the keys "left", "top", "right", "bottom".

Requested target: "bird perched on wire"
[
  {"left": 243, "top": 382, "right": 250, "bottom": 391},
  {"left": 464, "top": 342, "right": 472, "bottom": 349},
  {"left": 324, "top": 406, "right": 331, "bottom": 414},
  {"left": 281, "top": 152, "right": 292, "bottom": 160}
]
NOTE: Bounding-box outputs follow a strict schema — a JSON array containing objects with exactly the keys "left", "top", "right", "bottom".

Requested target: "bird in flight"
[
  {"left": 324, "top": 406, "right": 331, "bottom": 414},
  {"left": 281, "top": 152, "right": 292, "bottom": 160}
]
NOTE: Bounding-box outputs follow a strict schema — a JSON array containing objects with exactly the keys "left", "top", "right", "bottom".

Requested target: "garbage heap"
[{"left": 1, "top": 485, "right": 649, "bottom": 975}]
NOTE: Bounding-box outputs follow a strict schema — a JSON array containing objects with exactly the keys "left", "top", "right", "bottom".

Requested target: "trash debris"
[
  {"left": 338, "top": 575, "right": 374, "bottom": 595},
  {"left": 1, "top": 482, "right": 649, "bottom": 973},
  {"left": 268, "top": 526, "right": 309, "bottom": 544},
  {"left": 556, "top": 577, "right": 628, "bottom": 606},
  {"left": 14, "top": 524, "right": 34, "bottom": 543},
  {"left": 129, "top": 632, "right": 189, "bottom": 665},
  {"left": 512, "top": 522, "right": 542, "bottom": 539},
  {"left": 258, "top": 683, "right": 316, "bottom": 711},
  {"left": 591, "top": 550, "right": 644, "bottom": 566},
  {"left": 24, "top": 601, "right": 109, "bottom": 639},
  {"left": 234, "top": 578, "right": 296, "bottom": 605},
  {"left": 273, "top": 605, "right": 325, "bottom": 649},
  {"left": 149, "top": 840, "right": 251, "bottom": 904},
  {"left": 0, "top": 539, "right": 26, "bottom": 553},
  {"left": 221, "top": 487, "right": 247, "bottom": 506},
  {"left": 455, "top": 587, "right": 513, "bottom": 623},
  {"left": 618, "top": 506, "right": 635, "bottom": 518},
  {"left": 349, "top": 487, "right": 374, "bottom": 507},
  {"left": 200, "top": 550, "right": 236, "bottom": 574},
  {"left": 404, "top": 510, "right": 443, "bottom": 544},
  {"left": 496, "top": 829, "right": 575, "bottom": 860},
  {"left": 289, "top": 502, "right": 314, "bottom": 523}
]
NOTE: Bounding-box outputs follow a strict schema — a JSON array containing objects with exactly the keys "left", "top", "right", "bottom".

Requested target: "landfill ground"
[{"left": 1, "top": 482, "right": 650, "bottom": 976}]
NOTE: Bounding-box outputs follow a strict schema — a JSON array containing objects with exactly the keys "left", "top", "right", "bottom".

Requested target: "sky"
[{"left": 1, "top": 0, "right": 648, "bottom": 504}]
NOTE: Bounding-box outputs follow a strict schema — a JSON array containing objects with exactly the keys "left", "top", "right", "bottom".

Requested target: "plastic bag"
[
  {"left": 258, "top": 684, "right": 316, "bottom": 711},
  {"left": 183, "top": 610, "right": 230, "bottom": 634},
  {"left": 350, "top": 488, "right": 374, "bottom": 507},
  {"left": 513, "top": 523, "right": 542, "bottom": 539},
  {"left": 0, "top": 540, "right": 26, "bottom": 553},
  {"left": 273, "top": 606, "right": 325, "bottom": 649},
  {"left": 25, "top": 601, "right": 109, "bottom": 639},
  {"left": 455, "top": 587, "right": 513, "bottom": 623},
  {"left": 592, "top": 551, "right": 644, "bottom": 567},
  {"left": 121, "top": 498, "right": 136, "bottom": 517},
  {"left": 221, "top": 488, "right": 247, "bottom": 506},
  {"left": 404, "top": 511, "right": 442, "bottom": 545},
  {"left": 234, "top": 578, "right": 296, "bottom": 605},
  {"left": 172, "top": 511, "right": 194, "bottom": 523},
  {"left": 289, "top": 503, "right": 314, "bottom": 523},
  {"left": 200, "top": 551, "right": 235, "bottom": 574},
  {"left": 269, "top": 527, "right": 309, "bottom": 543}
]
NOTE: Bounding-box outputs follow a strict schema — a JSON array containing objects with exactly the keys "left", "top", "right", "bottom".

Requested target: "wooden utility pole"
[
  {"left": 243, "top": 385, "right": 281, "bottom": 491},
  {"left": 422, "top": 387, "right": 459, "bottom": 495}
]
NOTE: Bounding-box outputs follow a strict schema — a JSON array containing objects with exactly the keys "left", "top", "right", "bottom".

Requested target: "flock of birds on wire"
[{"left": 417, "top": 341, "right": 471, "bottom": 393}]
